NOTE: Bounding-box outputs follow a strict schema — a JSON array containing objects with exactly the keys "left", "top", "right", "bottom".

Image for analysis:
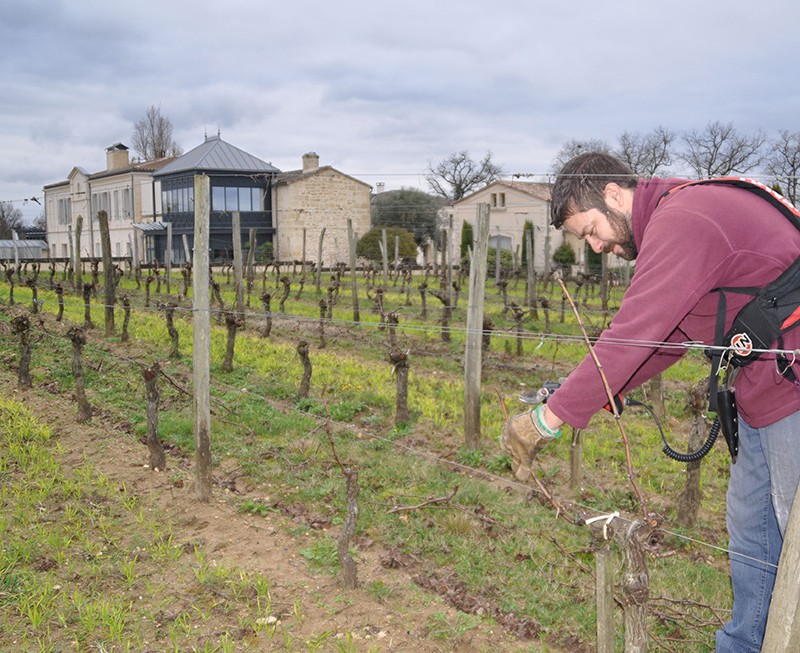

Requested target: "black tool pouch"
[{"left": 716, "top": 386, "right": 739, "bottom": 463}]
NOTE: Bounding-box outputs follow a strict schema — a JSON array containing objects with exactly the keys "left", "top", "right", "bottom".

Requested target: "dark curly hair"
[{"left": 551, "top": 152, "right": 638, "bottom": 228}]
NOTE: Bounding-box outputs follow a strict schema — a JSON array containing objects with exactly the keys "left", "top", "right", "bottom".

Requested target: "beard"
[{"left": 606, "top": 206, "right": 637, "bottom": 260}]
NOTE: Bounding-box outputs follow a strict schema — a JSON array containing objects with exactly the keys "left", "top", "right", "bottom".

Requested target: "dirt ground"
[{"left": 8, "top": 364, "right": 573, "bottom": 653}]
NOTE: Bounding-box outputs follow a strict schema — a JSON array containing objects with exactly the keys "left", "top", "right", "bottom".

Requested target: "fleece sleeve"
[{"left": 546, "top": 208, "right": 734, "bottom": 429}]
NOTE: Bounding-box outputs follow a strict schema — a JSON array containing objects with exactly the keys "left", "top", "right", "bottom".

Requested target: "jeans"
[{"left": 716, "top": 411, "right": 800, "bottom": 652}]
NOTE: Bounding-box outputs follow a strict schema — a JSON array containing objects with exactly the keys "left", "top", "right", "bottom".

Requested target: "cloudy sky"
[{"left": 2, "top": 0, "right": 798, "bottom": 224}]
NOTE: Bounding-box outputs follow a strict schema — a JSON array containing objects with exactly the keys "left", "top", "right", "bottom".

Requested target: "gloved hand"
[
  {"left": 499, "top": 404, "right": 562, "bottom": 481},
  {"left": 519, "top": 379, "right": 625, "bottom": 415}
]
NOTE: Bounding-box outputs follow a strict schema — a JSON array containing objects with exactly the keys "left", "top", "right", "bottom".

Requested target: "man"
[{"left": 501, "top": 151, "right": 800, "bottom": 652}]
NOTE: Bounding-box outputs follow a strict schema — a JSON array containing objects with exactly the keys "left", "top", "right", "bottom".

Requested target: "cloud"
[{"left": 2, "top": 0, "right": 799, "bottom": 214}]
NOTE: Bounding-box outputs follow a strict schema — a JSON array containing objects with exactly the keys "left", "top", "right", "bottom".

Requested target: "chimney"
[
  {"left": 376, "top": 182, "right": 385, "bottom": 193},
  {"left": 106, "top": 143, "right": 130, "bottom": 171},
  {"left": 302, "top": 151, "right": 319, "bottom": 173}
]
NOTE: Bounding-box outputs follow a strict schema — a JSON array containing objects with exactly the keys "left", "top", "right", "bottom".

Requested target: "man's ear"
[{"left": 603, "top": 182, "right": 624, "bottom": 210}]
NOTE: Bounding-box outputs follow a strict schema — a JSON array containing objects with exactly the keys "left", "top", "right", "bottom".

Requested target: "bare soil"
[{"left": 7, "top": 340, "right": 570, "bottom": 652}]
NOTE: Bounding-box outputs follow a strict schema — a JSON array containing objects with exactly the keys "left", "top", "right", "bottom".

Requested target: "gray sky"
[{"left": 2, "top": 0, "right": 798, "bottom": 224}]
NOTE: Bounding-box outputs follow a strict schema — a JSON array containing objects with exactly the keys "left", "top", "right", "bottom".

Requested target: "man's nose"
[{"left": 586, "top": 236, "right": 605, "bottom": 254}]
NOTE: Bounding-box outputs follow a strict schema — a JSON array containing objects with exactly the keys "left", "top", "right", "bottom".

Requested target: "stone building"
[
  {"left": 272, "top": 152, "right": 372, "bottom": 266},
  {"left": 448, "top": 180, "right": 560, "bottom": 272},
  {"left": 43, "top": 143, "right": 174, "bottom": 261}
]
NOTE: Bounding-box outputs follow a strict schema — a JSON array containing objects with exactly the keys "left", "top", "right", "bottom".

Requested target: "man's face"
[{"left": 562, "top": 203, "right": 637, "bottom": 261}]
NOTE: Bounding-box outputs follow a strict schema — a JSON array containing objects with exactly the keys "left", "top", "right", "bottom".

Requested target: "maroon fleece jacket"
[{"left": 546, "top": 177, "right": 800, "bottom": 429}]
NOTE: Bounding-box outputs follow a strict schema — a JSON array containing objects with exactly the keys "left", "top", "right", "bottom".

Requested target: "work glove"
[{"left": 499, "top": 404, "right": 561, "bottom": 481}]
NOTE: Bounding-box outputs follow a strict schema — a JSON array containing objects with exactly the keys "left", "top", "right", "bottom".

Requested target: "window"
[
  {"left": 211, "top": 186, "right": 225, "bottom": 211},
  {"left": 210, "top": 185, "right": 263, "bottom": 212},
  {"left": 57, "top": 198, "right": 72, "bottom": 224},
  {"left": 225, "top": 187, "right": 238, "bottom": 211},
  {"left": 239, "top": 187, "right": 252, "bottom": 211},
  {"left": 122, "top": 188, "right": 132, "bottom": 219},
  {"left": 490, "top": 193, "right": 497, "bottom": 207},
  {"left": 93, "top": 191, "right": 110, "bottom": 219},
  {"left": 113, "top": 190, "right": 120, "bottom": 220},
  {"left": 161, "top": 180, "right": 195, "bottom": 214},
  {"left": 498, "top": 193, "right": 506, "bottom": 208}
]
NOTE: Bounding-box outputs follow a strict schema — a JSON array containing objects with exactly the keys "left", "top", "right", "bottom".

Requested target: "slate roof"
[{"left": 153, "top": 135, "right": 280, "bottom": 177}]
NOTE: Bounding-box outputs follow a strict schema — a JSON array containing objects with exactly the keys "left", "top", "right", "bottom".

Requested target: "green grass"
[{"left": 0, "top": 270, "right": 735, "bottom": 651}]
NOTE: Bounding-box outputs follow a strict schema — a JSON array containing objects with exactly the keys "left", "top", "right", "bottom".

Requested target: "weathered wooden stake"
[
  {"left": 463, "top": 204, "right": 490, "bottom": 449},
  {"left": 97, "top": 210, "right": 115, "bottom": 336},
  {"left": 595, "top": 546, "right": 614, "bottom": 653},
  {"left": 347, "top": 219, "right": 360, "bottom": 323},
  {"left": 316, "top": 227, "right": 326, "bottom": 293},
  {"left": 192, "top": 174, "right": 213, "bottom": 502},
  {"left": 318, "top": 298, "right": 327, "bottom": 349}
]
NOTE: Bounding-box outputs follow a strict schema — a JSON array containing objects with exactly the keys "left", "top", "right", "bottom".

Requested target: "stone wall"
[{"left": 274, "top": 168, "right": 371, "bottom": 267}]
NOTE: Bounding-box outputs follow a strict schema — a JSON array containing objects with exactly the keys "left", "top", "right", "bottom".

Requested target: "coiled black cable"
[{"left": 626, "top": 398, "right": 720, "bottom": 462}]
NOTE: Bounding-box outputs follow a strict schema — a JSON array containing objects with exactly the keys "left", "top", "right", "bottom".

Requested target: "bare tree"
[
  {"left": 765, "top": 129, "right": 800, "bottom": 206},
  {"left": 131, "top": 105, "right": 183, "bottom": 161},
  {"left": 615, "top": 126, "right": 676, "bottom": 177},
  {"left": 426, "top": 151, "right": 502, "bottom": 200},
  {"left": 551, "top": 138, "right": 612, "bottom": 173},
  {"left": 0, "top": 201, "right": 26, "bottom": 239},
  {"left": 679, "top": 121, "right": 765, "bottom": 178},
  {"left": 31, "top": 211, "right": 47, "bottom": 233}
]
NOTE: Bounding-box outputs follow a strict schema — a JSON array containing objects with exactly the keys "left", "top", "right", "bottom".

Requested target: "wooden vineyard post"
[
  {"left": 347, "top": 219, "right": 360, "bottom": 323},
  {"left": 584, "top": 513, "right": 652, "bottom": 652},
  {"left": 318, "top": 298, "right": 327, "bottom": 349},
  {"left": 231, "top": 211, "right": 245, "bottom": 319},
  {"left": 463, "top": 203, "right": 490, "bottom": 449},
  {"left": 74, "top": 215, "right": 83, "bottom": 292},
  {"left": 142, "top": 362, "right": 166, "bottom": 472},
  {"left": 526, "top": 228, "right": 538, "bottom": 319},
  {"left": 595, "top": 545, "right": 614, "bottom": 653},
  {"left": 98, "top": 210, "right": 115, "bottom": 336},
  {"left": 315, "top": 227, "right": 326, "bottom": 293},
  {"left": 763, "top": 478, "right": 800, "bottom": 650},
  {"left": 192, "top": 174, "right": 213, "bottom": 502}
]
